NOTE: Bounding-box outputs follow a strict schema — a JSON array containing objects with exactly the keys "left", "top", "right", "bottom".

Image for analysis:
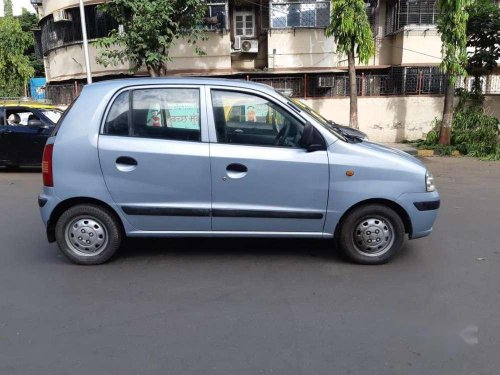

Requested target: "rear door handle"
[
  {"left": 116, "top": 156, "right": 137, "bottom": 172},
  {"left": 225, "top": 163, "right": 248, "bottom": 179}
]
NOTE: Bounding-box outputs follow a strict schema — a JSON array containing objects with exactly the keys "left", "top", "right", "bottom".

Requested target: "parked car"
[
  {"left": 0, "top": 101, "right": 63, "bottom": 168},
  {"left": 38, "top": 78, "right": 440, "bottom": 265}
]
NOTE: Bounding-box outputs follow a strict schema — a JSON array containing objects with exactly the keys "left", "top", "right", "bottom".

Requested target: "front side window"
[
  {"left": 104, "top": 88, "right": 201, "bottom": 142},
  {"left": 41, "top": 109, "right": 63, "bottom": 124},
  {"left": 211, "top": 90, "right": 305, "bottom": 148}
]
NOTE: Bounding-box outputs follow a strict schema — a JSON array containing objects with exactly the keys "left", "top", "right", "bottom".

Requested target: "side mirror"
[
  {"left": 306, "top": 144, "right": 325, "bottom": 153},
  {"left": 300, "top": 122, "right": 325, "bottom": 152},
  {"left": 28, "top": 119, "right": 43, "bottom": 127}
]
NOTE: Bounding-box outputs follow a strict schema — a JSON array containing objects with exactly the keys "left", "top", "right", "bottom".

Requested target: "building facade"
[{"left": 31, "top": 0, "right": 499, "bottom": 141}]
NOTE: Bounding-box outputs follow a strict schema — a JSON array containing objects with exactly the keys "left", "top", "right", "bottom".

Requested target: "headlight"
[{"left": 426, "top": 170, "right": 435, "bottom": 192}]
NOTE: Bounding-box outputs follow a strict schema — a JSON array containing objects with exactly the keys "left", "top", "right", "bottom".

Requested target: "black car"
[{"left": 0, "top": 104, "right": 63, "bottom": 168}]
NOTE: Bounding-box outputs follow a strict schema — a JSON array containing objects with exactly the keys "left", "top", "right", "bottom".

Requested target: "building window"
[
  {"left": 386, "top": 0, "right": 438, "bottom": 35},
  {"left": 204, "top": 0, "right": 228, "bottom": 31},
  {"left": 234, "top": 10, "right": 255, "bottom": 37},
  {"left": 270, "top": 0, "right": 331, "bottom": 29}
]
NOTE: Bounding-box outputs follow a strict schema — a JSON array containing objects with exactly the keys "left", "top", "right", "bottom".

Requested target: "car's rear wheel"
[
  {"left": 337, "top": 204, "right": 405, "bottom": 264},
  {"left": 55, "top": 204, "right": 122, "bottom": 265}
]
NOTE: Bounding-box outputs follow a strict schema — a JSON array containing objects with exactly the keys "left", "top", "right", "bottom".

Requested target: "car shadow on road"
[
  {"left": 0, "top": 166, "right": 41, "bottom": 173},
  {"left": 117, "top": 237, "right": 348, "bottom": 263}
]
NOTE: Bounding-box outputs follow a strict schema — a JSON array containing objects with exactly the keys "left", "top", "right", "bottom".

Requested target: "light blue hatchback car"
[{"left": 39, "top": 78, "right": 439, "bottom": 265}]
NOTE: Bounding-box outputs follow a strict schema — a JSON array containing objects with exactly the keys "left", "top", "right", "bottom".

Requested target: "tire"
[
  {"left": 337, "top": 204, "right": 405, "bottom": 265},
  {"left": 55, "top": 204, "right": 123, "bottom": 265}
]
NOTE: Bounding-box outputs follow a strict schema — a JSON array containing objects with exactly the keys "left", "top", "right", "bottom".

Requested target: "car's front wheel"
[
  {"left": 337, "top": 204, "right": 405, "bottom": 264},
  {"left": 55, "top": 204, "right": 122, "bottom": 265}
]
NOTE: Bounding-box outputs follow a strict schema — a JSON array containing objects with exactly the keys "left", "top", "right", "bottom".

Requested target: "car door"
[
  {"left": 98, "top": 85, "right": 212, "bottom": 232},
  {"left": 3, "top": 107, "right": 47, "bottom": 164},
  {"left": 0, "top": 107, "right": 7, "bottom": 162},
  {"left": 207, "top": 88, "right": 330, "bottom": 234}
]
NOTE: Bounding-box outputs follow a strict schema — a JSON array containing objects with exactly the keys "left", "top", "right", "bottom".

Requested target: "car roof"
[{"left": 84, "top": 77, "right": 279, "bottom": 97}]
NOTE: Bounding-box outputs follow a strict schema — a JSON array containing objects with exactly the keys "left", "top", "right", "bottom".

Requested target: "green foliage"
[
  {"left": 420, "top": 101, "right": 500, "bottom": 160},
  {"left": 466, "top": 0, "right": 500, "bottom": 76},
  {"left": 436, "top": 0, "right": 471, "bottom": 83},
  {"left": 326, "top": 0, "right": 375, "bottom": 63},
  {"left": 452, "top": 107, "right": 499, "bottom": 158},
  {"left": 0, "top": 14, "right": 35, "bottom": 96},
  {"left": 17, "top": 8, "right": 44, "bottom": 77},
  {"left": 422, "top": 123, "right": 440, "bottom": 146},
  {"left": 95, "top": 0, "right": 208, "bottom": 76}
]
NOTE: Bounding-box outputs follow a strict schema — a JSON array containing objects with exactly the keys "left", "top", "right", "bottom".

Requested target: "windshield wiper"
[{"left": 327, "top": 121, "right": 363, "bottom": 143}]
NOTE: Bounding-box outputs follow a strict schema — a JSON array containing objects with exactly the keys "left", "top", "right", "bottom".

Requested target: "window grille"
[
  {"left": 270, "top": 0, "right": 331, "bottom": 29},
  {"left": 386, "top": 0, "right": 438, "bottom": 34},
  {"left": 204, "top": 0, "right": 228, "bottom": 31},
  {"left": 40, "top": 5, "right": 118, "bottom": 56}
]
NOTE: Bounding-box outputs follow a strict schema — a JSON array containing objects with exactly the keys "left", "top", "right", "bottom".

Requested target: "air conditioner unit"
[
  {"left": 233, "top": 36, "right": 242, "bottom": 50},
  {"left": 318, "top": 76, "right": 334, "bottom": 87},
  {"left": 53, "top": 9, "right": 71, "bottom": 22},
  {"left": 241, "top": 39, "right": 259, "bottom": 53}
]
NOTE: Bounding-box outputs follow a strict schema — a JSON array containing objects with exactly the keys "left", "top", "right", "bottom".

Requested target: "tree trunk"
[
  {"left": 439, "top": 74, "right": 455, "bottom": 145},
  {"left": 347, "top": 49, "right": 358, "bottom": 129},
  {"left": 147, "top": 65, "right": 161, "bottom": 77}
]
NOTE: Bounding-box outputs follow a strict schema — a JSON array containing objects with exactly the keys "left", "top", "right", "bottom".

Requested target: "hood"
[{"left": 356, "top": 141, "right": 425, "bottom": 167}]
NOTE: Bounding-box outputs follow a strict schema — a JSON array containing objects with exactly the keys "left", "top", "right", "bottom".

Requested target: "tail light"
[{"left": 42, "top": 144, "right": 54, "bottom": 187}]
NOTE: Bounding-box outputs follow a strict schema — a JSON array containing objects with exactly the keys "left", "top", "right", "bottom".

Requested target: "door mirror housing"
[
  {"left": 28, "top": 119, "right": 44, "bottom": 127},
  {"left": 306, "top": 144, "right": 325, "bottom": 153},
  {"left": 300, "top": 122, "right": 326, "bottom": 152}
]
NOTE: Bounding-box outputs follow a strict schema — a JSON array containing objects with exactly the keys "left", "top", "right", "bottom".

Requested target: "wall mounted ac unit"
[
  {"left": 241, "top": 39, "right": 259, "bottom": 53},
  {"left": 53, "top": 9, "right": 71, "bottom": 22},
  {"left": 318, "top": 76, "right": 334, "bottom": 87},
  {"left": 233, "top": 36, "right": 242, "bottom": 50}
]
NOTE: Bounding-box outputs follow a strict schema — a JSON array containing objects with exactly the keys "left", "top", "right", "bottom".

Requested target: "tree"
[
  {"left": 17, "top": 8, "right": 45, "bottom": 77},
  {"left": 466, "top": 0, "right": 500, "bottom": 92},
  {"left": 436, "top": 0, "right": 471, "bottom": 145},
  {"left": 0, "top": 11, "right": 34, "bottom": 97},
  {"left": 3, "top": 0, "right": 13, "bottom": 17},
  {"left": 96, "top": 0, "right": 208, "bottom": 77},
  {"left": 326, "top": 0, "right": 374, "bottom": 129}
]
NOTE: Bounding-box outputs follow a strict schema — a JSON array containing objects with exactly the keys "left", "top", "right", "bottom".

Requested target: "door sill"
[{"left": 127, "top": 230, "right": 333, "bottom": 239}]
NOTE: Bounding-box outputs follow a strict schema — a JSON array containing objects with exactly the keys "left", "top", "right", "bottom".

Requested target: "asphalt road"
[{"left": 0, "top": 157, "right": 499, "bottom": 375}]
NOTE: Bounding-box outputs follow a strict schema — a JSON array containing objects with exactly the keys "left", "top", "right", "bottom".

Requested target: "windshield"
[
  {"left": 273, "top": 90, "right": 347, "bottom": 141},
  {"left": 41, "top": 109, "right": 63, "bottom": 124}
]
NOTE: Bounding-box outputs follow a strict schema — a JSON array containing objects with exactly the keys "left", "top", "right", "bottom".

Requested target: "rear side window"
[{"left": 103, "top": 88, "right": 201, "bottom": 142}]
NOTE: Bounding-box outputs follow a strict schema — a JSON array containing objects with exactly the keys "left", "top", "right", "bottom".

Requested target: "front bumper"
[{"left": 397, "top": 191, "right": 440, "bottom": 239}]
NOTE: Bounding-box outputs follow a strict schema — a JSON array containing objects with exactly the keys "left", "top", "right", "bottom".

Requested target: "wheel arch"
[
  {"left": 47, "top": 197, "right": 125, "bottom": 242},
  {"left": 334, "top": 198, "right": 412, "bottom": 238}
]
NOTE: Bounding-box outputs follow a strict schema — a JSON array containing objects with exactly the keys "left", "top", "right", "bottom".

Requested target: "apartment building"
[{"left": 31, "top": 0, "right": 499, "bottom": 141}]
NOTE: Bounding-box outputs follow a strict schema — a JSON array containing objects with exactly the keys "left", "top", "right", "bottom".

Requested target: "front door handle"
[
  {"left": 116, "top": 156, "right": 137, "bottom": 172},
  {"left": 225, "top": 163, "right": 248, "bottom": 179}
]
